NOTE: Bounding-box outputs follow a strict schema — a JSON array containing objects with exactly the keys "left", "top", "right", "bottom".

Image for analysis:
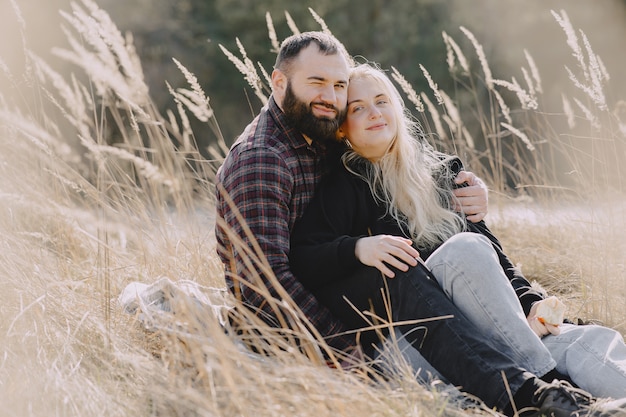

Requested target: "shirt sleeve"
[{"left": 218, "top": 146, "right": 356, "bottom": 352}]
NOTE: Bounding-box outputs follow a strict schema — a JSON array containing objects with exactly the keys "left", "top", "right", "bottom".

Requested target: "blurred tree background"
[{"left": 3, "top": 0, "right": 626, "bottom": 156}]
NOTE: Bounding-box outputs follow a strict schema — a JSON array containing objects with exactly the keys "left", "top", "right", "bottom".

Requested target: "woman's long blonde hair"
[{"left": 342, "top": 64, "right": 465, "bottom": 248}]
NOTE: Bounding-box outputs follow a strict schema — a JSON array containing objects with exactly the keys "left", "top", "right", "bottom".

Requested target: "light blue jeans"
[{"left": 378, "top": 232, "right": 626, "bottom": 399}]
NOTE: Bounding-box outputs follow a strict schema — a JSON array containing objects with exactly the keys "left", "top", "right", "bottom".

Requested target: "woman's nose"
[{"left": 369, "top": 106, "right": 382, "bottom": 119}]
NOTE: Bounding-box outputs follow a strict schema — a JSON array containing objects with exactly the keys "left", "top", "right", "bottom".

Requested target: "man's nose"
[{"left": 319, "top": 85, "right": 337, "bottom": 103}]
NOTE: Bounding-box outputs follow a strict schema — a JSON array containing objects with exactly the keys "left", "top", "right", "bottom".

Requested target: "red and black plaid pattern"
[{"left": 215, "top": 97, "right": 354, "bottom": 351}]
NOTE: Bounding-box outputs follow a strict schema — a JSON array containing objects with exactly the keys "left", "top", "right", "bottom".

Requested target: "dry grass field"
[
  {"left": 0, "top": 1, "right": 624, "bottom": 416},
  {"left": 490, "top": 199, "right": 626, "bottom": 334}
]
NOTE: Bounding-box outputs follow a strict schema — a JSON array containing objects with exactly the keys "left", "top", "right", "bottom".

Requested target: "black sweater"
[{"left": 289, "top": 161, "right": 545, "bottom": 317}]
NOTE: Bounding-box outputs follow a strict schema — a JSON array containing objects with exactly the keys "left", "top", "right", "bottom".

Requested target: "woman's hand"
[
  {"left": 527, "top": 299, "right": 564, "bottom": 338},
  {"left": 355, "top": 235, "right": 419, "bottom": 278},
  {"left": 453, "top": 171, "right": 489, "bottom": 223}
]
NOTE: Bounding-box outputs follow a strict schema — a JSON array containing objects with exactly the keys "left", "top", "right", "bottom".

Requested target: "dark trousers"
[{"left": 312, "top": 264, "right": 533, "bottom": 411}]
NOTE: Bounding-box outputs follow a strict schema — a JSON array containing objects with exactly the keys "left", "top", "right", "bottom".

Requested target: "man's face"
[
  {"left": 282, "top": 81, "right": 347, "bottom": 143},
  {"left": 275, "top": 44, "right": 350, "bottom": 143}
]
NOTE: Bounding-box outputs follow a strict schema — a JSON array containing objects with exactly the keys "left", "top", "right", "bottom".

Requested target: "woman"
[{"left": 289, "top": 63, "right": 626, "bottom": 402}]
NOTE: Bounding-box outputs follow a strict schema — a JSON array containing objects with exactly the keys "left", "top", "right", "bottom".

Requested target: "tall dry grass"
[{"left": 0, "top": 1, "right": 624, "bottom": 416}]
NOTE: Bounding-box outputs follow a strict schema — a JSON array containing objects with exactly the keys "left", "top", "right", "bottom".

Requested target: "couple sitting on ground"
[{"left": 211, "top": 31, "right": 626, "bottom": 416}]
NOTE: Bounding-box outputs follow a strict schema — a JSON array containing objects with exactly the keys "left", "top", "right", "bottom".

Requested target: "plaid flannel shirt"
[{"left": 215, "top": 96, "right": 354, "bottom": 352}]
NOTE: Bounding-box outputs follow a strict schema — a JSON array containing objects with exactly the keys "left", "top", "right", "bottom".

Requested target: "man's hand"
[
  {"left": 453, "top": 171, "right": 488, "bottom": 223},
  {"left": 355, "top": 235, "right": 419, "bottom": 278}
]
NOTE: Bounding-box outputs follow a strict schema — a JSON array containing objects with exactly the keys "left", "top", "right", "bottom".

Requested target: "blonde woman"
[{"left": 290, "top": 63, "right": 626, "bottom": 416}]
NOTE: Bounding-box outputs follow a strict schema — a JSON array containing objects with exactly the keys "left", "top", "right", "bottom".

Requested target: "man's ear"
[{"left": 271, "top": 69, "right": 287, "bottom": 102}]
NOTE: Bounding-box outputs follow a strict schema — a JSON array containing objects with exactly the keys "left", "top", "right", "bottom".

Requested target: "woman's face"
[{"left": 342, "top": 77, "right": 397, "bottom": 160}]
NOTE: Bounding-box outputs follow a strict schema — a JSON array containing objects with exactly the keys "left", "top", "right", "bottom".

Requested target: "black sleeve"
[
  {"left": 433, "top": 153, "right": 464, "bottom": 189},
  {"left": 290, "top": 168, "right": 370, "bottom": 290},
  {"left": 466, "top": 221, "right": 545, "bottom": 316}
]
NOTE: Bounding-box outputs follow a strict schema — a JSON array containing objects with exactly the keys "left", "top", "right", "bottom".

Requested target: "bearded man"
[{"left": 215, "top": 32, "right": 354, "bottom": 351}]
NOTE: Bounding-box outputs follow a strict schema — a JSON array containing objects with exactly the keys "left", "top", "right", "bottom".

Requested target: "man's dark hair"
[{"left": 274, "top": 31, "right": 352, "bottom": 75}]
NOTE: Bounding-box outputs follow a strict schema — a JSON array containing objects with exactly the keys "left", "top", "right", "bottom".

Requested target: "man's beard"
[{"left": 282, "top": 82, "right": 346, "bottom": 144}]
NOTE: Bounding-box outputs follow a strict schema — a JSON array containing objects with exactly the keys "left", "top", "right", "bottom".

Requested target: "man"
[
  {"left": 215, "top": 31, "right": 355, "bottom": 353},
  {"left": 214, "top": 31, "right": 623, "bottom": 416}
]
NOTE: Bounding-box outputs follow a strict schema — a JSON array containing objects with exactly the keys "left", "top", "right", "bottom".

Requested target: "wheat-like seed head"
[
  {"left": 442, "top": 31, "right": 469, "bottom": 74},
  {"left": 218, "top": 42, "right": 268, "bottom": 106},
  {"left": 460, "top": 26, "right": 493, "bottom": 89},
  {"left": 308, "top": 8, "right": 332, "bottom": 36},
  {"left": 572, "top": 97, "right": 601, "bottom": 130},
  {"left": 391, "top": 67, "right": 424, "bottom": 113},
  {"left": 265, "top": 12, "right": 280, "bottom": 53},
  {"left": 580, "top": 31, "right": 607, "bottom": 111},
  {"left": 501, "top": 122, "right": 536, "bottom": 152},
  {"left": 561, "top": 94, "right": 577, "bottom": 130},
  {"left": 551, "top": 10, "right": 588, "bottom": 80},
  {"left": 420, "top": 92, "right": 447, "bottom": 141},
  {"left": 491, "top": 89, "right": 512, "bottom": 125},
  {"left": 523, "top": 49, "right": 543, "bottom": 94},
  {"left": 284, "top": 11, "right": 300, "bottom": 35},
  {"left": 419, "top": 64, "right": 443, "bottom": 105},
  {"left": 492, "top": 78, "right": 537, "bottom": 110}
]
